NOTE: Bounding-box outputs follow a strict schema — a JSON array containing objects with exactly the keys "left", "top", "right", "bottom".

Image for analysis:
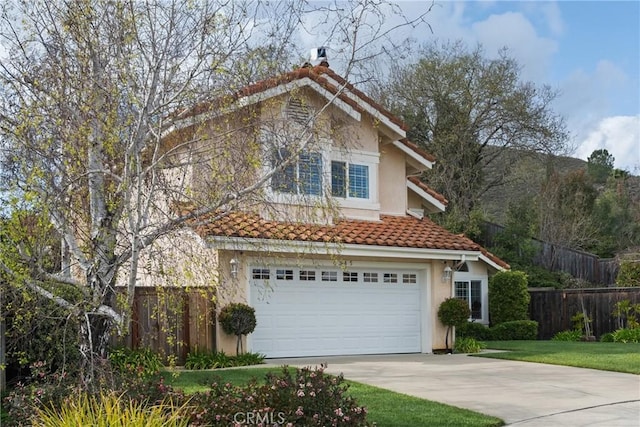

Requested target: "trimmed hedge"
[
  {"left": 456, "top": 322, "right": 493, "bottom": 340},
  {"left": 489, "top": 270, "right": 530, "bottom": 325},
  {"left": 490, "top": 320, "right": 538, "bottom": 340}
]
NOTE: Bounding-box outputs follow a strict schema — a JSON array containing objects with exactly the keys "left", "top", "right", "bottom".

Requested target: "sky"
[
  {"left": 380, "top": 0, "right": 640, "bottom": 172},
  {"left": 1, "top": 1, "right": 638, "bottom": 172}
]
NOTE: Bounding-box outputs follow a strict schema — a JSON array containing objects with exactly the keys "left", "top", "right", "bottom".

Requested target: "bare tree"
[
  {"left": 373, "top": 41, "right": 569, "bottom": 236},
  {"left": 0, "top": 0, "right": 431, "bottom": 388}
]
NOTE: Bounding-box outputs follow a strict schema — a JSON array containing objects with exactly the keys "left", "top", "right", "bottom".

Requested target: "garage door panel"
[{"left": 250, "top": 268, "right": 422, "bottom": 358}]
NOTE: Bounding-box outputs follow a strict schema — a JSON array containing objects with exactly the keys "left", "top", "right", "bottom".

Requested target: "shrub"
[
  {"left": 218, "top": 303, "right": 257, "bottom": 354},
  {"left": 109, "top": 347, "right": 163, "bottom": 379},
  {"left": 489, "top": 270, "right": 530, "bottom": 325},
  {"left": 490, "top": 320, "right": 538, "bottom": 340},
  {"left": 34, "top": 392, "right": 189, "bottom": 427},
  {"left": 187, "top": 366, "right": 372, "bottom": 426},
  {"left": 551, "top": 330, "right": 582, "bottom": 341},
  {"left": 438, "top": 298, "right": 471, "bottom": 352},
  {"left": 612, "top": 328, "right": 640, "bottom": 343},
  {"left": 457, "top": 322, "right": 493, "bottom": 340},
  {"left": 3, "top": 362, "right": 79, "bottom": 426},
  {"left": 454, "top": 337, "right": 486, "bottom": 353},
  {"left": 600, "top": 332, "right": 615, "bottom": 342},
  {"left": 612, "top": 299, "right": 640, "bottom": 329},
  {"left": 184, "top": 350, "right": 264, "bottom": 369},
  {"left": 616, "top": 260, "right": 640, "bottom": 287}
]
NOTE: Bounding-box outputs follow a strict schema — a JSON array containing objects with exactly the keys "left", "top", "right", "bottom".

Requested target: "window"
[
  {"left": 455, "top": 280, "right": 482, "bottom": 320},
  {"left": 252, "top": 268, "right": 270, "bottom": 280},
  {"left": 322, "top": 271, "right": 338, "bottom": 282},
  {"left": 331, "top": 161, "right": 369, "bottom": 199},
  {"left": 276, "top": 269, "right": 294, "bottom": 280},
  {"left": 402, "top": 273, "right": 417, "bottom": 284},
  {"left": 272, "top": 149, "right": 322, "bottom": 196},
  {"left": 299, "top": 270, "right": 316, "bottom": 281},
  {"left": 383, "top": 273, "right": 398, "bottom": 283},
  {"left": 343, "top": 271, "right": 358, "bottom": 282},
  {"left": 363, "top": 272, "right": 378, "bottom": 283}
]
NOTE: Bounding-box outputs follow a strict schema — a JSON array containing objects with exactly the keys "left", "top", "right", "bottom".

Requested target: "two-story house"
[{"left": 159, "top": 54, "right": 508, "bottom": 358}]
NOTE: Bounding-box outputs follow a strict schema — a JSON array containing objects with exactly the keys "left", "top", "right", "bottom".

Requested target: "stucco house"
[{"left": 155, "top": 52, "right": 508, "bottom": 358}]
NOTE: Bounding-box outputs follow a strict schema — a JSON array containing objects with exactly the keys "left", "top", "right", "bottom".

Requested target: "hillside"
[{"left": 478, "top": 148, "right": 640, "bottom": 225}]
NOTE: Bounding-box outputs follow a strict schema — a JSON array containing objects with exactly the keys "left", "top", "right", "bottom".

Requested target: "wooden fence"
[
  {"left": 529, "top": 287, "right": 640, "bottom": 340},
  {"left": 116, "top": 287, "right": 216, "bottom": 365},
  {"left": 481, "top": 222, "right": 619, "bottom": 285}
]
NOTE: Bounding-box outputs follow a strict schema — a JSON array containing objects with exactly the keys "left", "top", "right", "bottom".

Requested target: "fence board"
[
  {"left": 116, "top": 287, "right": 216, "bottom": 364},
  {"left": 529, "top": 287, "right": 640, "bottom": 339},
  {"left": 481, "top": 222, "right": 619, "bottom": 285}
]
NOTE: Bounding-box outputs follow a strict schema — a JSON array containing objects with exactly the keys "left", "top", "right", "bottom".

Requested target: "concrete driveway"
[{"left": 268, "top": 353, "right": 640, "bottom": 426}]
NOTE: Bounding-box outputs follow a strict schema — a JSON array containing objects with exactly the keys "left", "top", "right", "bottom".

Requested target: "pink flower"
[
  {"left": 295, "top": 406, "right": 304, "bottom": 416},
  {"left": 297, "top": 389, "right": 305, "bottom": 397},
  {"left": 334, "top": 408, "right": 343, "bottom": 417}
]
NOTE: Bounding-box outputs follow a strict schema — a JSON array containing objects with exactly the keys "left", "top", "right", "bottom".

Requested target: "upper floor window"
[
  {"left": 271, "top": 149, "right": 322, "bottom": 196},
  {"left": 331, "top": 161, "right": 369, "bottom": 199}
]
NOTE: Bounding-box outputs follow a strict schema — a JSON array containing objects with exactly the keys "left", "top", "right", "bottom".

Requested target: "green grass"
[
  {"left": 480, "top": 341, "right": 640, "bottom": 374},
  {"left": 161, "top": 367, "right": 504, "bottom": 426},
  {"left": 346, "top": 381, "right": 503, "bottom": 426}
]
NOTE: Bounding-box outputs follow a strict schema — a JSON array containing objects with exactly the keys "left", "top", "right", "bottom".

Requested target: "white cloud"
[
  {"left": 541, "top": 2, "right": 564, "bottom": 36},
  {"left": 470, "top": 12, "right": 558, "bottom": 81},
  {"left": 576, "top": 115, "right": 640, "bottom": 172}
]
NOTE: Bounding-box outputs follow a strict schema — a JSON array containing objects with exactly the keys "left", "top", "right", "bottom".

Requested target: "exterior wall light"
[
  {"left": 230, "top": 257, "right": 239, "bottom": 279},
  {"left": 442, "top": 265, "right": 452, "bottom": 283}
]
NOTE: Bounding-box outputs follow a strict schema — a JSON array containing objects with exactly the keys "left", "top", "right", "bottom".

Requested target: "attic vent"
[{"left": 286, "top": 97, "right": 311, "bottom": 126}]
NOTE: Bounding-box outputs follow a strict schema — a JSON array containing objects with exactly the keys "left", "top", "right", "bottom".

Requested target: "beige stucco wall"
[
  {"left": 431, "top": 262, "right": 454, "bottom": 350},
  {"left": 215, "top": 250, "right": 251, "bottom": 355},
  {"left": 379, "top": 144, "right": 408, "bottom": 215}
]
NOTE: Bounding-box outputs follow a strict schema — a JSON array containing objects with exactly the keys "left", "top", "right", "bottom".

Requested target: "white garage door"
[{"left": 249, "top": 266, "right": 421, "bottom": 358}]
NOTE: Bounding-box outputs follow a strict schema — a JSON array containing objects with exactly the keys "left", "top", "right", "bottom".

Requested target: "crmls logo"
[{"left": 233, "top": 411, "right": 287, "bottom": 425}]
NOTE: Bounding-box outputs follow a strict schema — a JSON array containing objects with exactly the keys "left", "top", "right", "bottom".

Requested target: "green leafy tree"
[
  {"left": 374, "top": 41, "right": 568, "bottom": 236},
  {"left": 218, "top": 303, "right": 257, "bottom": 355},
  {"left": 491, "top": 199, "right": 538, "bottom": 267},
  {"left": 587, "top": 149, "right": 614, "bottom": 184},
  {"left": 489, "top": 271, "right": 530, "bottom": 325},
  {"left": 437, "top": 298, "right": 471, "bottom": 352}
]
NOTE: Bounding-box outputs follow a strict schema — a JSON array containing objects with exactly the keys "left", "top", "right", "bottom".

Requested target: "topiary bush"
[
  {"left": 438, "top": 298, "right": 471, "bottom": 352},
  {"left": 489, "top": 270, "right": 530, "bottom": 325},
  {"left": 490, "top": 320, "right": 538, "bottom": 340},
  {"left": 218, "top": 303, "right": 257, "bottom": 355},
  {"left": 457, "top": 322, "right": 493, "bottom": 340}
]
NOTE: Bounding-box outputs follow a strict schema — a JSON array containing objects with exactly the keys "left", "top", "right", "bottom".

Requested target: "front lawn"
[
  {"left": 480, "top": 341, "right": 640, "bottom": 374},
  {"left": 161, "top": 367, "right": 504, "bottom": 427}
]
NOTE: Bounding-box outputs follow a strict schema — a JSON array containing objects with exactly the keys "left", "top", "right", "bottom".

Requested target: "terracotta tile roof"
[
  {"left": 398, "top": 139, "right": 436, "bottom": 163},
  {"left": 191, "top": 211, "right": 509, "bottom": 269},
  {"left": 408, "top": 176, "right": 448, "bottom": 206},
  {"left": 177, "top": 65, "right": 407, "bottom": 132}
]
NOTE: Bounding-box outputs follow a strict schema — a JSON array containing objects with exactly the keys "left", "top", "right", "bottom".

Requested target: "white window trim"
[
  {"left": 330, "top": 149, "right": 379, "bottom": 210},
  {"left": 452, "top": 272, "right": 488, "bottom": 325}
]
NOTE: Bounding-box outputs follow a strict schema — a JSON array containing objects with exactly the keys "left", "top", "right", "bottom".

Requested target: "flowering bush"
[
  {"left": 187, "top": 366, "right": 372, "bottom": 426},
  {"left": 5, "top": 364, "right": 371, "bottom": 427},
  {"left": 3, "top": 361, "right": 79, "bottom": 426}
]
